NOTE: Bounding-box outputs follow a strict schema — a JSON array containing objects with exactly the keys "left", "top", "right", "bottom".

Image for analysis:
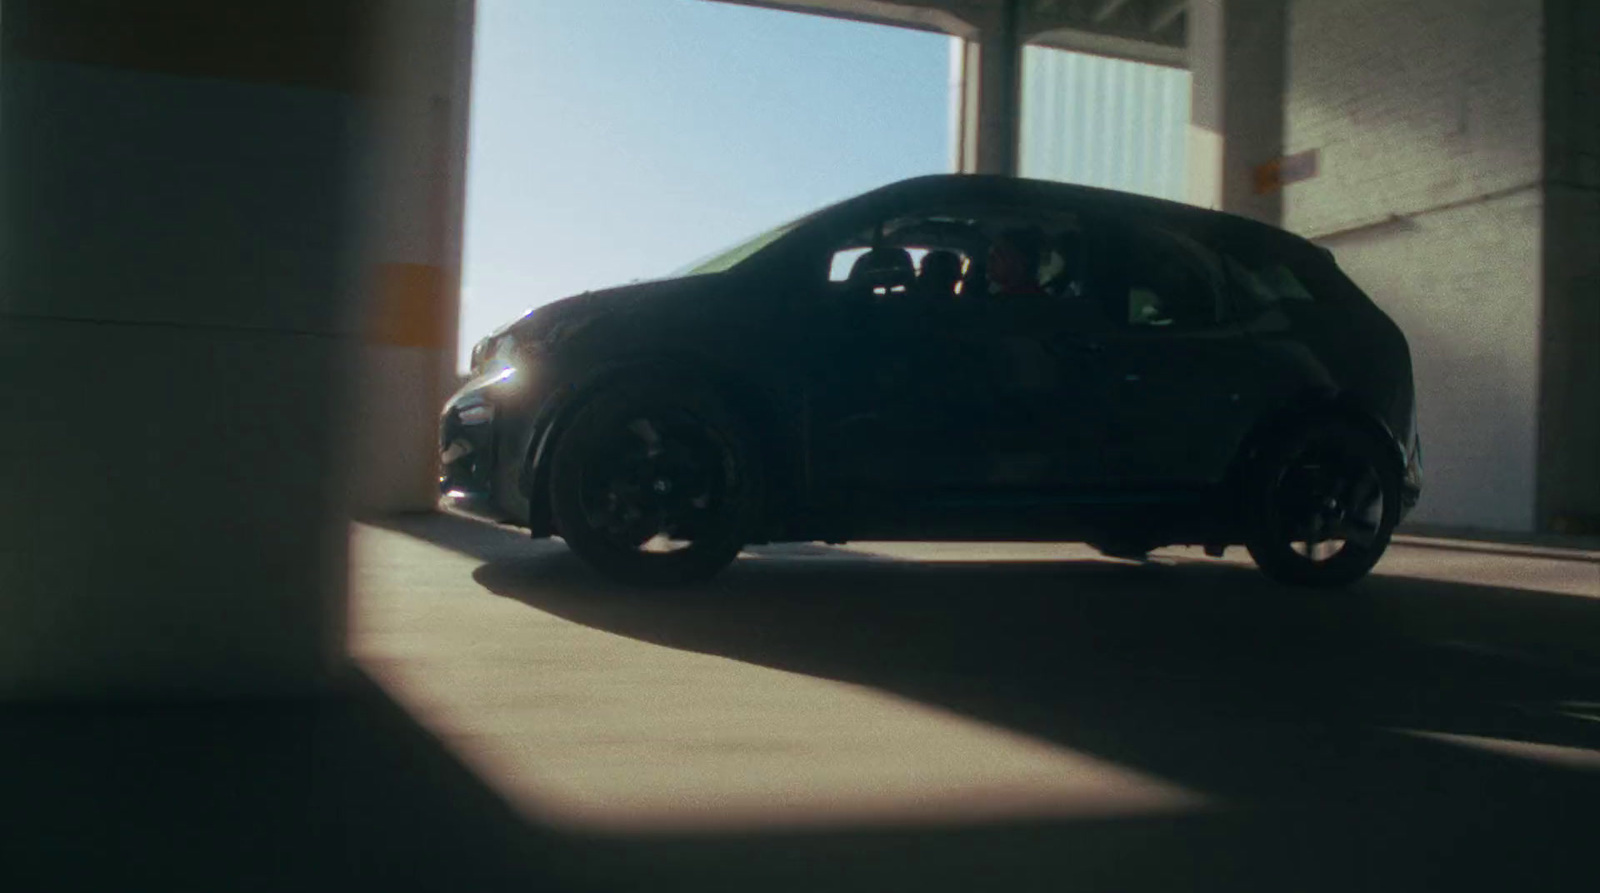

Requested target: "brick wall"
[
  {"left": 1282, "top": 0, "right": 1545, "bottom": 532},
  {"left": 1284, "top": 0, "right": 1543, "bottom": 237},
  {"left": 1318, "top": 195, "right": 1544, "bottom": 532}
]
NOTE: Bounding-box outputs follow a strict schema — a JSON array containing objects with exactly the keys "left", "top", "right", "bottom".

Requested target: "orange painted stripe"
[{"left": 367, "top": 262, "right": 447, "bottom": 349}]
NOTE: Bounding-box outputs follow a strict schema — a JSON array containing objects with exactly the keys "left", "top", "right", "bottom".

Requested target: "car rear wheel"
[
  {"left": 1243, "top": 420, "right": 1401, "bottom": 587},
  {"left": 549, "top": 379, "right": 762, "bottom": 586}
]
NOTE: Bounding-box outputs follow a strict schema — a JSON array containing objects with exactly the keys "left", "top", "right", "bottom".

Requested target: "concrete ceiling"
[{"left": 705, "top": 0, "right": 1189, "bottom": 66}]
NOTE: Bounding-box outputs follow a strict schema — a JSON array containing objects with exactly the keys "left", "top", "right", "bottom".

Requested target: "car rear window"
[
  {"left": 1103, "top": 221, "right": 1228, "bottom": 328},
  {"left": 1217, "top": 224, "right": 1367, "bottom": 311},
  {"left": 1226, "top": 256, "right": 1316, "bottom": 308}
]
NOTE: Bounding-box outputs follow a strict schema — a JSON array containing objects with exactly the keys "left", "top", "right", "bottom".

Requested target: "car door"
[
  {"left": 959, "top": 289, "right": 1119, "bottom": 496},
  {"left": 798, "top": 203, "right": 1118, "bottom": 510},
  {"left": 799, "top": 239, "right": 983, "bottom": 502},
  {"left": 1086, "top": 217, "right": 1264, "bottom": 491}
]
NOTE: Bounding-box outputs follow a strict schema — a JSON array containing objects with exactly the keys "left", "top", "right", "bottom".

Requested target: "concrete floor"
[
  {"left": 4, "top": 514, "right": 1597, "bottom": 891},
  {"left": 354, "top": 514, "right": 1598, "bottom": 890}
]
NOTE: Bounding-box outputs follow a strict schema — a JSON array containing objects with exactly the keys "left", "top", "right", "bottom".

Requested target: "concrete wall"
[
  {"left": 0, "top": 0, "right": 376, "bottom": 698},
  {"left": 0, "top": 0, "right": 475, "bottom": 700},
  {"left": 1283, "top": 0, "right": 1545, "bottom": 532}
]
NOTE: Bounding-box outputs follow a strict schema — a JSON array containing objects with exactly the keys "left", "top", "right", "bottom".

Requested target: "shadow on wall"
[{"left": 8, "top": 512, "right": 1597, "bottom": 892}]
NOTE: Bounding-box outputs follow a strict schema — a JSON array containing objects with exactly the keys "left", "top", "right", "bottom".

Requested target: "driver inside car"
[{"left": 986, "top": 228, "right": 1048, "bottom": 298}]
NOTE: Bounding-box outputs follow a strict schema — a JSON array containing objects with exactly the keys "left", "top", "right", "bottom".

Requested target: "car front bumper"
[
  {"left": 438, "top": 382, "right": 514, "bottom": 522},
  {"left": 438, "top": 357, "right": 568, "bottom": 528}
]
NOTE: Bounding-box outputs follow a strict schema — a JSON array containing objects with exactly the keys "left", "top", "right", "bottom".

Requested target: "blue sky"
[{"left": 458, "top": 0, "right": 952, "bottom": 365}]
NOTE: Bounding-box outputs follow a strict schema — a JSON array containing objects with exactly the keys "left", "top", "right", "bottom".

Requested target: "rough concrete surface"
[{"left": 4, "top": 514, "right": 1597, "bottom": 892}]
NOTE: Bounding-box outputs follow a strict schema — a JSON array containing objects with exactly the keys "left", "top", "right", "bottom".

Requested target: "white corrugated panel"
[{"left": 1019, "top": 45, "right": 1190, "bottom": 202}]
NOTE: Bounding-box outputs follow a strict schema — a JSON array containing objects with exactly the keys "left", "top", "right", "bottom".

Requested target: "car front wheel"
[
  {"left": 1243, "top": 420, "right": 1402, "bottom": 587},
  {"left": 549, "top": 379, "right": 762, "bottom": 587}
]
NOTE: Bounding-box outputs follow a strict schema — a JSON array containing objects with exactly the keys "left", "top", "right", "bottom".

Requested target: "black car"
[{"left": 441, "top": 174, "right": 1422, "bottom": 587}]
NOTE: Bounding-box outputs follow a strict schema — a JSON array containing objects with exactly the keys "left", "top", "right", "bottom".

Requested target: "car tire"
[
  {"left": 549, "top": 377, "right": 762, "bottom": 587},
  {"left": 1243, "top": 419, "right": 1401, "bottom": 588}
]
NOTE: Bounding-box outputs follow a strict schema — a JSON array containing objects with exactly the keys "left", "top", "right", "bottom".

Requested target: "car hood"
[{"left": 502, "top": 273, "right": 730, "bottom": 344}]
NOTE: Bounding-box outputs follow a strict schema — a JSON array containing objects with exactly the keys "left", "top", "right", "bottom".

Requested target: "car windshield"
[{"left": 665, "top": 216, "right": 808, "bottom": 278}]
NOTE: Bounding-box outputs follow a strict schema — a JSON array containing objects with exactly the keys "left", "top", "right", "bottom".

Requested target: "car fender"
[
  {"left": 516, "top": 350, "right": 800, "bottom": 538},
  {"left": 1225, "top": 388, "right": 1408, "bottom": 503}
]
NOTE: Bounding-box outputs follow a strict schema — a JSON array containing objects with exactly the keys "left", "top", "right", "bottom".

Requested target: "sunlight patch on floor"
[{"left": 351, "top": 524, "right": 1207, "bottom": 833}]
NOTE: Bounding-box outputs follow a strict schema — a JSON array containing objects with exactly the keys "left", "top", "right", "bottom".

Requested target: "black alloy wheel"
[
  {"left": 550, "top": 381, "right": 761, "bottom": 586},
  {"left": 1245, "top": 421, "right": 1401, "bottom": 587}
]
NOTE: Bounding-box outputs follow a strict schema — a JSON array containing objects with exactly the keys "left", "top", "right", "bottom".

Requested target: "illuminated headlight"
[{"left": 457, "top": 404, "right": 494, "bottom": 425}]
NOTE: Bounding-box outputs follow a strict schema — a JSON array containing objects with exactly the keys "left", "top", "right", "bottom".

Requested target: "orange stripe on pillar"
[{"left": 367, "top": 262, "right": 447, "bottom": 348}]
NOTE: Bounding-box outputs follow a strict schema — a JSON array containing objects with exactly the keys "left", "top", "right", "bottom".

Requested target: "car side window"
[
  {"left": 1218, "top": 225, "right": 1360, "bottom": 316},
  {"left": 828, "top": 247, "right": 870, "bottom": 283},
  {"left": 822, "top": 205, "right": 1097, "bottom": 318},
  {"left": 1099, "top": 222, "right": 1227, "bottom": 329},
  {"left": 1226, "top": 255, "right": 1316, "bottom": 312},
  {"left": 827, "top": 245, "right": 943, "bottom": 296},
  {"left": 825, "top": 219, "right": 973, "bottom": 303}
]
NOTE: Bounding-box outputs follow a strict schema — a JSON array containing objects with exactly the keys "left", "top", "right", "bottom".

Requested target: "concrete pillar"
[
  {"left": 0, "top": 1, "right": 386, "bottom": 699},
  {"left": 1537, "top": 0, "right": 1600, "bottom": 536},
  {"left": 1185, "top": 0, "right": 1286, "bottom": 224},
  {"left": 1186, "top": 0, "right": 1225, "bottom": 209},
  {"left": 353, "top": 0, "right": 475, "bottom": 515},
  {"left": 948, "top": 36, "right": 971, "bottom": 172},
  {"left": 954, "top": 1, "right": 1021, "bottom": 176}
]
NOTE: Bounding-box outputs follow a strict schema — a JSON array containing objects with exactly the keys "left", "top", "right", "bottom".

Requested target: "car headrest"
[
  {"left": 920, "top": 250, "right": 963, "bottom": 283},
  {"left": 848, "top": 246, "right": 915, "bottom": 288}
]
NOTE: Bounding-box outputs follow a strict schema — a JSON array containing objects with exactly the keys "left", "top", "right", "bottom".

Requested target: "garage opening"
[
  {"left": 457, "top": 0, "right": 952, "bottom": 373},
  {"left": 1017, "top": 43, "right": 1190, "bottom": 201}
]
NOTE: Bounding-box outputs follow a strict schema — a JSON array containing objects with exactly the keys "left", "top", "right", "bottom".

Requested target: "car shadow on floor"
[{"left": 372, "top": 513, "right": 1600, "bottom": 891}]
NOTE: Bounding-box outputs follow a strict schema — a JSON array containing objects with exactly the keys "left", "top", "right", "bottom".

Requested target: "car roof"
[
  {"left": 474, "top": 174, "right": 1317, "bottom": 349},
  {"left": 855, "top": 173, "right": 1303, "bottom": 246}
]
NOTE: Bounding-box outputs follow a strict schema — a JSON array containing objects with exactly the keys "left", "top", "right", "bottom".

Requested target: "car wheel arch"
[
  {"left": 1225, "top": 390, "right": 1407, "bottom": 503},
  {"left": 519, "top": 355, "right": 797, "bottom": 537}
]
